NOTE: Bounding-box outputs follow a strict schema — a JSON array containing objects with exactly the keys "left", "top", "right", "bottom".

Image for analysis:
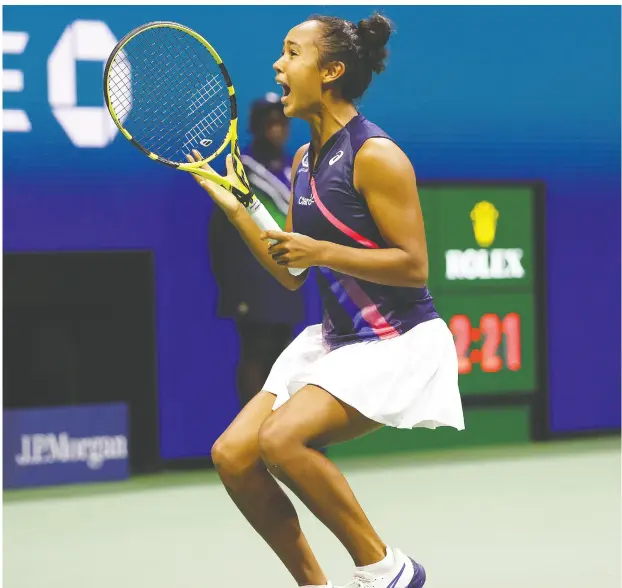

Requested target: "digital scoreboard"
[{"left": 419, "top": 183, "right": 547, "bottom": 435}]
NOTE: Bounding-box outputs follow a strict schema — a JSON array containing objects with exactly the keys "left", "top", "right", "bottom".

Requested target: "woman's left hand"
[{"left": 260, "top": 231, "right": 325, "bottom": 269}]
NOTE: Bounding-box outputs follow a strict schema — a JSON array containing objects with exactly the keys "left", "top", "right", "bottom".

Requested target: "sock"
[{"left": 355, "top": 546, "right": 397, "bottom": 575}]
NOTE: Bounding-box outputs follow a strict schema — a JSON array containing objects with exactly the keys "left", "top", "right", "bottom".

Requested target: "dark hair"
[{"left": 307, "top": 13, "right": 392, "bottom": 101}]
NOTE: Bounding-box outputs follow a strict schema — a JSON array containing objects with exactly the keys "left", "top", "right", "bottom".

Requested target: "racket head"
[{"left": 104, "top": 21, "right": 237, "bottom": 168}]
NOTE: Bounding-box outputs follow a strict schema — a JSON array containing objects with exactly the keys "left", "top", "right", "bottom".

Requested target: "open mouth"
[{"left": 278, "top": 81, "right": 291, "bottom": 102}]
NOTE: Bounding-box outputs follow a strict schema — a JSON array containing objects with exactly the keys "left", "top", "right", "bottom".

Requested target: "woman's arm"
[
  {"left": 320, "top": 137, "right": 428, "bottom": 287},
  {"left": 189, "top": 144, "right": 309, "bottom": 291},
  {"left": 263, "top": 138, "right": 428, "bottom": 288}
]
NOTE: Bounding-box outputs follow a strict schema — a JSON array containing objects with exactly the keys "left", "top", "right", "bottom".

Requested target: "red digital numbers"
[
  {"left": 480, "top": 313, "right": 502, "bottom": 372},
  {"left": 502, "top": 313, "right": 521, "bottom": 371},
  {"left": 449, "top": 315, "right": 473, "bottom": 374},
  {"left": 449, "top": 313, "right": 522, "bottom": 375}
]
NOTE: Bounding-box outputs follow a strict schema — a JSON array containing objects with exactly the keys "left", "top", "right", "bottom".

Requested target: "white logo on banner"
[
  {"left": 3, "top": 21, "right": 130, "bottom": 148},
  {"left": 15, "top": 432, "right": 128, "bottom": 470},
  {"left": 445, "top": 248, "right": 525, "bottom": 280},
  {"left": 48, "top": 20, "right": 124, "bottom": 147},
  {"left": 2, "top": 31, "right": 31, "bottom": 132}
]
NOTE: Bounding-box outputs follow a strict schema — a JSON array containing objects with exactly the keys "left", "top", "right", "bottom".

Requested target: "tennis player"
[{"left": 188, "top": 13, "right": 464, "bottom": 588}]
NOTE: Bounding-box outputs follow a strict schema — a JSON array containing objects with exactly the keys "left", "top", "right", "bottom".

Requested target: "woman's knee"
[
  {"left": 257, "top": 415, "right": 301, "bottom": 466},
  {"left": 211, "top": 431, "right": 261, "bottom": 479},
  {"left": 211, "top": 391, "right": 276, "bottom": 478}
]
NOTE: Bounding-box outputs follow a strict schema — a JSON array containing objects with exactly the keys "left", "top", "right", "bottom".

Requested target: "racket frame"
[
  {"left": 104, "top": 21, "right": 305, "bottom": 276},
  {"left": 104, "top": 21, "right": 252, "bottom": 206}
]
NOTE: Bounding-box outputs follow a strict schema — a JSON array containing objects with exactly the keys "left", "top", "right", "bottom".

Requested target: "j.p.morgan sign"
[{"left": 4, "top": 403, "right": 129, "bottom": 489}]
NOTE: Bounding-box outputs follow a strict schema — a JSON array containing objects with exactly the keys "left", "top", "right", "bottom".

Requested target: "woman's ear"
[{"left": 321, "top": 60, "right": 346, "bottom": 85}]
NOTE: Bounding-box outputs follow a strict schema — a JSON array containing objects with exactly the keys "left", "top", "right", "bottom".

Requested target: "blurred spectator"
[{"left": 208, "top": 92, "right": 305, "bottom": 409}]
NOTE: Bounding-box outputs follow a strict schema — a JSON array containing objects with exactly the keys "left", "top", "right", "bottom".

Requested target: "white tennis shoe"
[{"left": 339, "top": 548, "right": 426, "bottom": 588}]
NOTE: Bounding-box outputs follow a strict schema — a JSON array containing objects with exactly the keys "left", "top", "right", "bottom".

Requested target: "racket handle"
[{"left": 248, "top": 199, "right": 305, "bottom": 277}]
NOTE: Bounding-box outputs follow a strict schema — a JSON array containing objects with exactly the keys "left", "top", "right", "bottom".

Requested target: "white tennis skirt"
[{"left": 264, "top": 318, "right": 465, "bottom": 430}]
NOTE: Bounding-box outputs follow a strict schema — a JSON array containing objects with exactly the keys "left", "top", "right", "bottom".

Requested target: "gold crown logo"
[{"left": 470, "top": 201, "right": 499, "bottom": 247}]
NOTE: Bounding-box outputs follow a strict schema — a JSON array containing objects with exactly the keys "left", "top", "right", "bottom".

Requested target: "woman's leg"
[
  {"left": 257, "top": 385, "right": 387, "bottom": 567},
  {"left": 212, "top": 391, "right": 327, "bottom": 586}
]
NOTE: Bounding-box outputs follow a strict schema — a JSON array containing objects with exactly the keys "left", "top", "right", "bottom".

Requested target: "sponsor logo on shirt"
[
  {"left": 298, "top": 194, "right": 315, "bottom": 206},
  {"left": 329, "top": 150, "right": 344, "bottom": 165}
]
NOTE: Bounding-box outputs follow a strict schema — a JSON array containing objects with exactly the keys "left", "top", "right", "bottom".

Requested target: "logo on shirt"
[
  {"left": 298, "top": 195, "right": 315, "bottom": 206},
  {"left": 329, "top": 150, "right": 344, "bottom": 165},
  {"left": 301, "top": 152, "right": 309, "bottom": 169}
]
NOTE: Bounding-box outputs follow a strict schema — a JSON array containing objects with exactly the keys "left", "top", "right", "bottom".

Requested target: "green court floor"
[{"left": 4, "top": 438, "right": 620, "bottom": 587}]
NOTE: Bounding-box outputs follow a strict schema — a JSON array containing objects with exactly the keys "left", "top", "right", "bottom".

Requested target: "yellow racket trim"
[{"left": 104, "top": 21, "right": 234, "bottom": 166}]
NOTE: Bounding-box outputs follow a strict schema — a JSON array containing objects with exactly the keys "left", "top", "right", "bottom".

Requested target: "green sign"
[
  {"left": 421, "top": 186, "right": 534, "bottom": 293},
  {"left": 419, "top": 184, "right": 544, "bottom": 401}
]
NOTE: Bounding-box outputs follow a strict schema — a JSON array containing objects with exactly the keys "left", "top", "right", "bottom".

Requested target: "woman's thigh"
[{"left": 261, "top": 385, "right": 383, "bottom": 451}]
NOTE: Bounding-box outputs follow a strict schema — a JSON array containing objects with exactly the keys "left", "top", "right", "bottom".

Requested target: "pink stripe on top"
[
  {"left": 338, "top": 274, "right": 401, "bottom": 339},
  {"left": 310, "top": 177, "right": 380, "bottom": 249}
]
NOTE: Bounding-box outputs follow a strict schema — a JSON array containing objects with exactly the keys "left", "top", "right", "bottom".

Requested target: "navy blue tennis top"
[{"left": 292, "top": 114, "right": 439, "bottom": 350}]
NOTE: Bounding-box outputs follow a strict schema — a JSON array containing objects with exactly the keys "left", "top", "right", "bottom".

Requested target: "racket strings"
[
  {"left": 131, "top": 29, "right": 222, "bottom": 153},
  {"left": 108, "top": 53, "right": 133, "bottom": 119},
  {"left": 187, "top": 76, "right": 224, "bottom": 115},
  {"left": 108, "top": 26, "right": 231, "bottom": 163},
  {"left": 110, "top": 44, "right": 182, "bottom": 146},
  {"left": 112, "top": 36, "right": 179, "bottom": 125},
  {"left": 181, "top": 100, "right": 229, "bottom": 153}
]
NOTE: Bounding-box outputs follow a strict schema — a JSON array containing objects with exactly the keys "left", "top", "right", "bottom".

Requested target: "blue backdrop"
[{"left": 3, "top": 6, "right": 620, "bottom": 459}]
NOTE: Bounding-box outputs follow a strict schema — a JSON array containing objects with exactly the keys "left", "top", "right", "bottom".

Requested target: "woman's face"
[{"left": 273, "top": 20, "right": 326, "bottom": 119}]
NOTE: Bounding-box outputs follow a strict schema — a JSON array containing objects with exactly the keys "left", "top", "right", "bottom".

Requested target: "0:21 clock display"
[{"left": 449, "top": 313, "right": 521, "bottom": 375}]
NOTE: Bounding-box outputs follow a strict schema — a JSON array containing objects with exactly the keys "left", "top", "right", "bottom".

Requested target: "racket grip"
[{"left": 248, "top": 199, "right": 305, "bottom": 277}]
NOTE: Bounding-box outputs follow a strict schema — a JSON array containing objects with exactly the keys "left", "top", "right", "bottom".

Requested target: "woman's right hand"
[{"left": 186, "top": 150, "right": 243, "bottom": 220}]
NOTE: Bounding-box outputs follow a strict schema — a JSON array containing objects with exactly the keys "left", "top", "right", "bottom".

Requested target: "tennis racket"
[{"left": 103, "top": 21, "right": 304, "bottom": 276}]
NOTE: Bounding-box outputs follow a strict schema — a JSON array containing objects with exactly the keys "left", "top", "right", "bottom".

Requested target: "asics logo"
[{"left": 329, "top": 150, "right": 344, "bottom": 165}]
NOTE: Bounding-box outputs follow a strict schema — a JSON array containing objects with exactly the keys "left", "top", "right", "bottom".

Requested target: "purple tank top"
[{"left": 293, "top": 114, "right": 439, "bottom": 349}]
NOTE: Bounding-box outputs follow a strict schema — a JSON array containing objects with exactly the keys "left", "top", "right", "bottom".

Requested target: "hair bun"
[{"left": 357, "top": 13, "right": 392, "bottom": 74}]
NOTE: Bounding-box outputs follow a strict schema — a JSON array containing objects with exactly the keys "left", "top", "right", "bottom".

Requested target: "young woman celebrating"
[{"left": 187, "top": 12, "right": 464, "bottom": 588}]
